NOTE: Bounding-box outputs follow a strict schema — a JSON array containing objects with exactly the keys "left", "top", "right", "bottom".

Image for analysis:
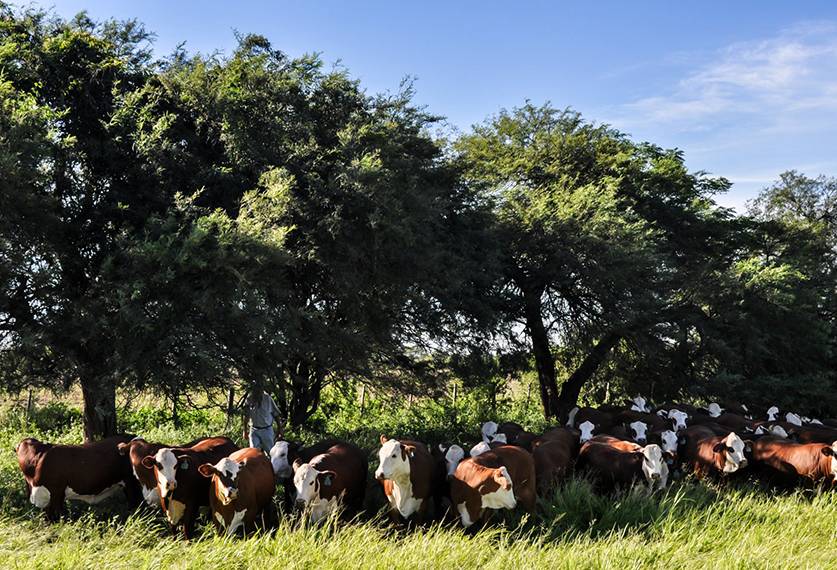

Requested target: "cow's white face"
[
  {"left": 810, "top": 419, "right": 823, "bottom": 425},
  {"left": 566, "top": 407, "right": 580, "bottom": 427},
  {"left": 630, "top": 421, "right": 648, "bottom": 443},
  {"left": 481, "top": 421, "right": 498, "bottom": 444},
  {"left": 767, "top": 406, "right": 779, "bottom": 421},
  {"left": 470, "top": 441, "right": 490, "bottom": 457},
  {"left": 669, "top": 410, "right": 688, "bottom": 431},
  {"left": 212, "top": 458, "right": 241, "bottom": 505},
  {"left": 579, "top": 421, "right": 595, "bottom": 443},
  {"left": 30, "top": 485, "right": 51, "bottom": 509},
  {"left": 721, "top": 432, "right": 747, "bottom": 473},
  {"left": 707, "top": 403, "right": 723, "bottom": 418},
  {"left": 154, "top": 449, "right": 180, "bottom": 498},
  {"left": 660, "top": 430, "right": 678, "bottom": 454},
  {"left": 480, "top": 466, "right": 516, "bottom": 511},
  {"left": 829, "top": 442, "right": 837, "bottom": 478},
  {"left": 294, "top": 463, "right": 323, "bottom": 505},
  {"left": 489, "top": 433, "right": 507, "bottom": 445},
  {"left": 786, "top": 412, "right": 803, "bottom": 426},
  {"left": 769, "top": 425, "right": 789, "bottom": 438},
  {"left": 270, "top": 441, "right": 292, "bottom": 478},
  {"left": 443, "top": 444, "right": 464, "bottom": 476},
  {"left": 640, "top": 444, "right": 667, "bottom": 489},
  {"left": 375, "top": 439, "right": 410, "bottom": 481},
  {"left": 630, "top": 396, "right": 650, "bottom": 413}
]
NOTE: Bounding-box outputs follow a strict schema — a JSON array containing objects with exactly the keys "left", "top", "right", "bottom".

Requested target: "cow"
[
  {"left": 269, "top": 438, "right": 342, "bottom": 509},
  {"left": 436, "top": 443, "right": 466, "bottom": 477},
  {"left": 16, "top": 435, "right": 141, "bottom": 521},
  {"left": 750, "top": 438, "right": 837, "bottom": 487},
  {"left": 294, "top": 441, "right": 367, "bottom": 523},
  {"left": 792, "top": 426, "right": 837, "bottom": 445},
  {"left": 448, "top": 445, "right": 536, "bottom": 528},
  {"left": 576, "top": 438, "right": 668, "bottom": 492},
  {"left": 375, "top": 436, "right": 444, "bottom": 524},
  {"left": 198, "top": 447, "right": 277, "bottom": 536},
  {"left": 141, "top": 437, "right": 239, "bottom": 538},
  {"left": 700, "top": 413, "right": 754, "bottom": 433},
  {"left": 679, "top": 426, "right": 750, "bottom": 479},
  {"left": 705, "top": 403, "right": 723, "bottom": 418},
  {"left": 569, "top": 408, "right": 615, "bottom": 433},
  {"left": 116, "top": 436, "right": 211, "bottom": 508},
  {"left": 668, "top": 409, "right": 689, "bottom": 432},
  {"left": 628, "top": 395, "right": 652, "bottom": 413},
  {"left": 766, "top": 406, "right": 781, "bottom": 422},
  {"left": 532, "top": 438, "right": 574, "bottom": 494},
  {"left": 648, "top": 429, "right": 680, "bottom": 475}
]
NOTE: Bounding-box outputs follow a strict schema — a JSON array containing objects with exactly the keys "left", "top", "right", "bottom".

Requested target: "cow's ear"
[
  {"left": 197, "top": 463, "right": 215, "bottom": 478},
  {"left": 712, "top": 442, "right": 726, "bottom": 454},
  {"left": 141, "top": 455, "right": 156, "bottom": 469},
  {"left": 380, "top": 435, "right": 388, "bottom": 445},
  {"left": 117, "top": 442, "right": 130, "bottom": 455},
  {"left": 822, "top": 447, "right": 835, "bottom": 457},
  {"left": 743, "top": 441, "right": 753, "bottom": 454},
  {"left": 320, "top": 470, "right": 336, "bottom": 486},
  {"left": 177, "top": 455, "right": 193, "bottom": 471},
  {"left": 402, "top": 444, "right": 416, "bottom": 459}
]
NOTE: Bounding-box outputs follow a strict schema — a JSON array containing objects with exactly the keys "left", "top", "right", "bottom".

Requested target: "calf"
[
  {"left": 648, "top": 429, "right": 680, "bottom": 476},
  {"left": 375, "top": 436, "right": 444, "bottom": 524},
  {"left": 117, "top": 436, "right": 211, "bottom": 508},
  {"left": 269, "top": 438, "right": 342, "bottom": 508},
  {"left": 750, "top": 438, "right": 837, "bottom": 487},
  {"left": 449, "top": 445, "right": 536, "bottom": 528},
  {"left": 294, "top": 441, "right": 367, "bottom": 523},
  {"left": 198, "top": 447, "right": 277, "bottom": 535},
  {"left": 16, "top": 435, "right": 140, "bottom": 521},
  {"left": 141, "top": 437, "right": 239, "bottom": 538},
  {"left": 576, "top": 439, "right": 668, "bottom": 492},
  {"left": 679, "top": 426, "right": 749, "bottom": 479}
]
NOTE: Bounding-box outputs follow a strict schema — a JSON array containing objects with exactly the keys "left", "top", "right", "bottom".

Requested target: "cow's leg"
[
  {"left": 45, "top": 487, "right": 65, "bottom": 522},
  {"left": 262, "top": 501, "right": 279, "bottom": 530},
  {"left": 181, "top": 508, "right": 197, "bottom": 540}
]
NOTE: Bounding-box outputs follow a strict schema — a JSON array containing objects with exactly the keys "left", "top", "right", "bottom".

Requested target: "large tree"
[{"left": 456, "top": 104, "right": 732, "bottom": 418}]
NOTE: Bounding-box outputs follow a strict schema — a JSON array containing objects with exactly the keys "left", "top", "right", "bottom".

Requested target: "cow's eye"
[
  {"left": 309, "top": 481, "right": 313, "bottom": 486},
  {"left": 392, "top": 454, "right": 396, "bottom": 458}
]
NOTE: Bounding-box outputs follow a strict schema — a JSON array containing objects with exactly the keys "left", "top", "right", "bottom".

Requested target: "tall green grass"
[{"left": 1, "top": 397, "right": 835, "bottom": 569}]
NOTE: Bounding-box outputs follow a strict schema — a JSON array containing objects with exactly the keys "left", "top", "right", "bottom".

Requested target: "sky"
[{"left": 29, "top": 1, "right": 837, "bottom": 211}]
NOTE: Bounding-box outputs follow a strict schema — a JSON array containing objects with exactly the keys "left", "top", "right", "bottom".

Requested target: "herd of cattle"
[{"left": 14, "top": 396, "right": 837, "bottom": 537}]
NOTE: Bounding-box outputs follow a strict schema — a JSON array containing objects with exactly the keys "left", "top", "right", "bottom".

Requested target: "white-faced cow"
[
  {"left": 750, "top": 438, "right": 837, "bottom": 487},
  {"left": 16, "top": 435, "right": 141, "bottom": 521},
  {"left": 375, "top": 436, "right": 444, "bottom": 524},
  {"left": 141, "top": 437, "right": 238, "bottom": 538},
  {"left": 680, "top": 426, "right": 750, "bottom": 479},
  {"left": 294, "top": 441, "right": 367, "bottom": 523},
  {"left": 577, "top": 437, "right": 668, "bottom": 492},
  {"left": 449, "top": 445, "right": 536, "bottom": 528},
  {"left": 198, "top": 447, "right": 277, "bottom": 536}
]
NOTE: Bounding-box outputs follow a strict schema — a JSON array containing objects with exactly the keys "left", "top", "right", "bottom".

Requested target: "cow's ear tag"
[
  {"left": 180, "top": 461, "right": 189, "bottom": 470},
  {"left": 323, "top": 474, "right": 333, "bottom": 486}
]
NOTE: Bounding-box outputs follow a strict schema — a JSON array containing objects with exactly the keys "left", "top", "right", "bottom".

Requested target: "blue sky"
[{"left": 32, "top": 1, "right": 837, "bottom": 211}]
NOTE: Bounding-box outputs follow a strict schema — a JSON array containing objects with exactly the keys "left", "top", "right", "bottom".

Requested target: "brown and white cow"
[
  {"left": 532, "top": 437, "right": 574, "bottom": 494},
  {"left": 16, "top": 435, "right": 140, "bottom": 521},
  {"left": 141, "top": 437, "right": 239, "bottom": 538},
  {"left": 198, "top": 447, "right": 277, "bottom": 536},
  {"left": 576, "top": 438, "right": 668, "bottom": 492},
  {"left": 792, "top": 425, "right": 837, "bottom": 445},
  {"left": 448, "top": 445, "right": 536, "bottom": 528},
  {"left": 293, "top": 441, "right": 367, "bottom": 523},
  {"left": 679, "top": 426, "right": 750, "bottom": 479},
  {"left": 116, "top": 436, "right": 209, "bottom": 508},
  {"left": 375, "top": 436, "right": 444, "bottom": 524}
]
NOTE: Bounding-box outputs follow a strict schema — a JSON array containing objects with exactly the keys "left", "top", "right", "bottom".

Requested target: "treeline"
[{"left": 1, "top": 6, "right": 835, "bottom": 440}]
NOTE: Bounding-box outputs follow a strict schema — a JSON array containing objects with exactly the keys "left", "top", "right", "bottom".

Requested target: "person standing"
[{"left": 242, "top": 389, "right": 282, "bottom": 452}]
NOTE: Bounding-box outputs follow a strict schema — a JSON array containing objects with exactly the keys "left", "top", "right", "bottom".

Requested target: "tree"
[
  {"left": 456, "top": 103, "right": 732, "bottom": 418},
  {"left": 0, "top": 6, "right": 158, "bottom": 440}
]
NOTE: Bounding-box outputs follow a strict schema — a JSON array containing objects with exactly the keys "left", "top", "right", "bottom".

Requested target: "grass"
[{"left": 1, "top": 395, "right": 836, "bottom": 569}]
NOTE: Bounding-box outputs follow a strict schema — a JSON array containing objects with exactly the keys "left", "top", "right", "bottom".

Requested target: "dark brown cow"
[
  {"left": 750, "top": 438, "right": 837, "bottom": 487},
  {"left": 705, "top": 413, "right": 754, "bottom": 433},
  {"left": 576, "top": 437, "right": 668, "bottom": 492},
  {"left": 16, "top": 435, "right": 140, "bottom": 521},
  {"left": 293, "top": 441, "right": 367, "bottom": 522},
  {"left": 269, "top": 438, "right": 342, "bottom": 508},
  {"left": 793, "top": 426, "right": 837, "bottom": 445},
  {"left": 198, "top": 447, "right": 277, "bottom": 535},
  {"left": 116, "top": 436, "right": 209, "bottom": 508},
  {"left": 141, "top": 437, "right": 239, "bottom": 538},
  {"left": 532, "top": 438, "right": 574, "bottom": 494},
  {"left": 375, "top": 436, "right": 445, "bottom": 524},
  {"left": 679, "top": 426, "right": 750, "bottom": 479},
  {"left": 449, "top": 445, "right": 536, "bottom": 528}
]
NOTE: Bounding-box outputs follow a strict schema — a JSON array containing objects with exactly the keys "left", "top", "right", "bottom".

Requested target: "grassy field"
[{"left": 1, "top": 395, "right": 836, "bottom": 569}]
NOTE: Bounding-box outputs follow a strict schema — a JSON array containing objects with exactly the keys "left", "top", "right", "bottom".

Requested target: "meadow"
[{"left": 1, "top": 390, "right": 835, "bottom": 569}]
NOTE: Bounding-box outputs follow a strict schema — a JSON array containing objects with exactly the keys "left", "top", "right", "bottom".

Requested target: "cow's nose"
[
  {"left": 740, "top": 459, "right": 748, "bottom": 468},
  {"left": 651, "top": 473, "right": 661, "bottom": 480},
  {"left": 374, "top": 470, "right": 384, "bottom": 480}
]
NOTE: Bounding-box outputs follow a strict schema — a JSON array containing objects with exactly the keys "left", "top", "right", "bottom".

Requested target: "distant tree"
[{"left": 456, "top": 103, "right": 733, "bottom": 418}]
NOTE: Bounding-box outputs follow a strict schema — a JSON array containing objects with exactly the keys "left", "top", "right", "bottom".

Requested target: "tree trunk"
[
  {"left": 287, "top": 359, "right": 324, "bottom": 427},
  {"left": 80, "top": 375, "right": 117, "bottom": 442},
  {"left": 522, "top": 285, "right": 560, "bottom": 419},
  {"left": 556, "top": 330, "right": 623, "bottom": 421}
]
